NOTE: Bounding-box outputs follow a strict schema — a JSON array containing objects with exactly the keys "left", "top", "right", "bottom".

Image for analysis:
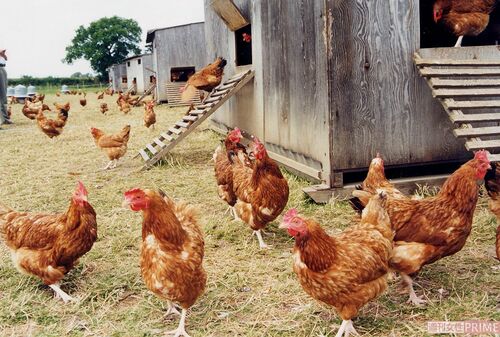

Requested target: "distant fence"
[{"left": 8, "top": 77, "right": 106, "bottom": 87}]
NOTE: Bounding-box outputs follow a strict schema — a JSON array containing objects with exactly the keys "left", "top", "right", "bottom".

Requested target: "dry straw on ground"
[{"left": 0, "top": 92, "right": 498, "bottom": 336}]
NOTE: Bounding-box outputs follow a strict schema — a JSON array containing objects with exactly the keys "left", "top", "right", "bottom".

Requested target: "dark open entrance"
[
  {"left": 171, "top": 66, "right": 196, "bottom": 82},
  {"left": 235, "top": 24, "right": 252, "bottom": 66},
  {"left": 420, "top": 0, "right": 500, "bottom": 48}
]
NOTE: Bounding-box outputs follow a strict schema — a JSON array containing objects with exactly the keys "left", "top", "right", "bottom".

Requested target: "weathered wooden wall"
[
  {"left": 151, "top": 23, "right": 207, "bottom": 102},
  {"left": 206, "top": 0, "right": 265, "bottom": 141},
  {"left": 326, "top": 0, "right": 467, "bottom": 180},
  {"left": 108, "top": 64, "right": 127, "bottom": 92},
  {"left": 260, "top": 0, "right": 330, "bottom": 181},
  {"left": 205, "top": 0, "right": 471, "bottom": 186},
  {"left": 206, "top": 0, "right": 330, "bottom": 181},
  {"left": 141, "top": 54, "right": 154, "bottom": 93},
  {"left": 126, "top": 54, "right": 153, "bottom": 94}
]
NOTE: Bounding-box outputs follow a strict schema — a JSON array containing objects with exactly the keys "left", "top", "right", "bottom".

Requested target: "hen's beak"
[{"left": 278, "top": 222, "right": 288, "bottom": 229}]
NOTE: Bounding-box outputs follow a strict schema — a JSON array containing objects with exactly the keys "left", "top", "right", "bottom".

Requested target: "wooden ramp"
[
  {"left": 133, "top": 82, "right": 156, "bottom": 106},
  {"left": 415, "top": 53, "right": 500, "bottom": 162},
  {"left": 136, "top": 70, "right": 255, "bottom": 170}
]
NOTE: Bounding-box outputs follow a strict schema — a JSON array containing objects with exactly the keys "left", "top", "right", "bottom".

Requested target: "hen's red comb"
[
  {"left": 230, "top": 127, "right": 242, "bottom": 136},
  {"left": 283, "top": 208, "right": 299, "bottom": 224},
  {"left": 474, "top": 149, "right": 490, "bottom": 162},
  {"left": 124, "top": 188, "right": 145, "bottom": 199},
  {"left": 76, "top": 181, "right": 88, "bottom": 196}
]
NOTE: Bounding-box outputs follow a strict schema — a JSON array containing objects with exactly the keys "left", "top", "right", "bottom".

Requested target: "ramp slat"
[
  {"left": 449, "top": 112, "right": 500, "bottom": 123},
  {"left": 466, "top": 140, "right": 500, "bottom": 151},
  {"left": 433, "top": 88, "right": 500, "bottom": 98},
  {"left": 453, "top": 126, "right": 500, "bottom": 138},
  {"left": 444, "top": 99, "right": 500, "bottom": 109},
  {"left": 430, "top": 78, "right": 500, "bottom": 88},
  {"left": 146, "top": 144, "right": 158, "bottom": 155},
  {"left": 420, "top": 67, "right": 500, "bottom": 77},
  {"left": 139, "top": 149, "right": 149, "bottom": 161},
  {"left": 415, "top": 52, "right": 500, "bottom": 163}
]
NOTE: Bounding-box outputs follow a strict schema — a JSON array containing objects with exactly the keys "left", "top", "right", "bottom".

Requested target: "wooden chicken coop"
[
  {"left": 122, "top": 54, "right": 154, "bottom": 95},
  {"left": 203, "top": 0, "right": 500, "bottom": 202},
  {"left": 146, "top": 22, "right": 208, "bottom": 105},
  {"left": 107, "top": 63, "right": 128, "bottom": 92}
]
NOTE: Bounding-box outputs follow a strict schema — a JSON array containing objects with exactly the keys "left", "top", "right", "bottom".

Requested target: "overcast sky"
[{"left": 0, "top": 0, "right": 205, "bottom": 78}]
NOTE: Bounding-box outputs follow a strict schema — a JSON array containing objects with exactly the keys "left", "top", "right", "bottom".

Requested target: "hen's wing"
[
  {"left": 445, "top": 11, "right": 490, "bottom": 36},
  {"left": 452, "top": 0, "right": 496, "bottom": 14},
  {"left": 1, "top": 206, "right": 64, "bottom": 250},
  {"left": 231, "top": 151, "right": 254, "bottom": 203},
  {"left": 97, "top": 134, "right": 127, "bottom": 148}
]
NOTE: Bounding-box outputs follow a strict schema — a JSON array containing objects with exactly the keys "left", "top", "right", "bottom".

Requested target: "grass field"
[{"left": 0, "top": 93, "right": 498, "bottom": 337}]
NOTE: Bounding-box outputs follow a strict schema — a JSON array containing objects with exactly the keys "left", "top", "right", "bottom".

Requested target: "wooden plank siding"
[
  {"left": 203, "top": 0, "right": 482, "bottom": 189},
  {"left": 206, "top": 0, "right": 331, "bottom": 182},
  {"left": 124, "top": 54, "right": 154, "bottom": 94},
  {"left": 108, "top": 63, "right": 127, "bottom": 92},
  {"left": 326, "top": 0, "right": 466, "bottom": 180},
  {"left": 205, "top": 0, "right": 265, "bottom": 142},
  {"left": 261, "top": 0, "right": 330, "bottom": 182},
  {"left": 149, "top": 23, "right": 208, "bottom": 102}
]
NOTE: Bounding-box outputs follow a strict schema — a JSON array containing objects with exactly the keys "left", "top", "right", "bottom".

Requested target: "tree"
[
  {"left": 64, "top": 16, "right": 142, "bottom": 81},
  {"left": 71, "top": 72, "right": 82, "bottom": 78}
]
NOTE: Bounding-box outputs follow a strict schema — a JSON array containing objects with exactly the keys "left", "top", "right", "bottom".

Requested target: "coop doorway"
[
  {"left": 171, "top": 67, "right": 196, "bottom": 82},
  {"left": 235, "top": 24, "right": 252, "bottom": 66},
  {"left": 420, "top": 0, "right": 500, "bottom": 48}
]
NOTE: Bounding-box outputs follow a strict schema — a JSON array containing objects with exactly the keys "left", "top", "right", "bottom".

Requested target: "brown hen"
[
  {"left": 123, "top": 188, "right": 206, "bottom": 337},
  {"left": 0, "top": 182, "right": 97, "bottom": 302},
  {"left": 280, "top": 191, "right": 393, "bottom": 337}
]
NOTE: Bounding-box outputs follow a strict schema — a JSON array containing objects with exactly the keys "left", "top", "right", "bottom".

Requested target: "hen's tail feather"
[
  {"left": 350, "top": 190, "right": 373, "bottom": 214},
  {"left": 348, "top": 197, "right": 365, "bottom": 215},
  {"left": 120, "top": 125, "right": 131, "bottom": 143},
  {"left": 181, "top": 84, "right": 198, "bottom": 103}
]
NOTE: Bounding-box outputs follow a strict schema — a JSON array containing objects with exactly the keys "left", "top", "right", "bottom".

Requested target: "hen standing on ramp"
[{"left": 180, "top": 57, "right": 227, "bottom": 103}]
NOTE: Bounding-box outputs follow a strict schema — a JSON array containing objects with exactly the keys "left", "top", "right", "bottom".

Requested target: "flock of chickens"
[
  {"left": 2, "top": 1, "right": 500, "bottom": 334},
  {"left": 2, "top": 113, "right": 499, "bottom": 337}
]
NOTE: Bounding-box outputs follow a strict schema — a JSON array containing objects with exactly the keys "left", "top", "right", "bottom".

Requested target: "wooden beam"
[
  {"left": 416, "top": 59, "right": 500, "bottom": 66},
  {"left": 210, "top": 0, "right": 249, "bottom": 31},
  {"left": 303, "top": 175, "right": 450, "bottom": 203},
  {"left": 153, "top": 138, "right": 166, "bottom": 148},
  {"left": 449, "top": 111, "right": 500, "bottom": 123},
  {"left": 430, "top": 78, "right": 500, "bottom": 88},
  {"left": 487, "top": 153, "right": 500, "bottom": 162},
  {"left": 433, "top": 88, "right": 500, "bottom": 98},
  {"left": 420, "top": 67, "right": 500, "bottom": 77},
  {"left": 453, "top": 126, "right": 500, "bottom": 138},
  {"left": 466, "top": 139, "right": 500, "bottom": 151},
  {"left": 444, "top": 99, "right": 500, "bottom": 109},
  {"left": 267, "top": 151, "right": 322, "bottom": 180},
  {"left": 138, "top": 149, "right": 149, "bottom": 161}
]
